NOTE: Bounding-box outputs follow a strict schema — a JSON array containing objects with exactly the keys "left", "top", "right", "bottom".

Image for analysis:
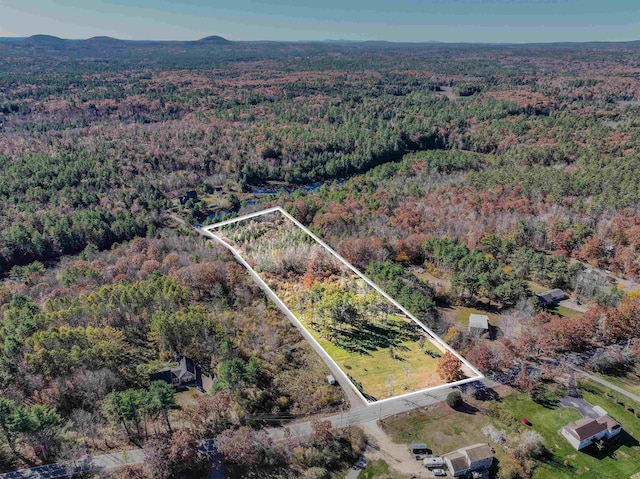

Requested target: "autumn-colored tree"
[
  {"left": 437, "top": 352, "right": 465, "bottom": 382},
  {"left": 216, "top": 426, "right": 274, "bottom": 466},
  {"left": 513, "top": 366, "right": 537, "bottom": 397},
  {"left": 310, "top": 419, "right": 334, "bottom": 441},
  {"left": 466, "top": 344, "right": 494, "bottom": 373}
]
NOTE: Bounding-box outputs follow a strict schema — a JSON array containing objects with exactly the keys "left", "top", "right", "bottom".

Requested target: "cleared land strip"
[
  {"left": 204, "top": 206, "right": 482, "bottom": 403},
  {"left": 198, "top": 226, "right": 368, "bottom": 409}
]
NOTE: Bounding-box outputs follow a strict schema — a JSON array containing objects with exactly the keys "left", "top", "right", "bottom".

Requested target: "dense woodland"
[{"left": 1, "top": 36, "right": 640, "bottom": 477}]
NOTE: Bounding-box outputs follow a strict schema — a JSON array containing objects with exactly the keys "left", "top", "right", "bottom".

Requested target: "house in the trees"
[
  {"left": 179, "top": 190, "right": 199, "bottom": 205},
  {"left": 561, "top": 415, "right": 621, "bottom": 451},
  {"left": 149, "top": 356, "right": 202, "bottom": 389},
  {"left": 443, "top": 443, "right": 493, "bottom": 477},
  {"left": 468, "top": 314, "right": 490, "bottom": 336},
  {"left": 536, "top": 288, "right": 567, "bottom": 307}
]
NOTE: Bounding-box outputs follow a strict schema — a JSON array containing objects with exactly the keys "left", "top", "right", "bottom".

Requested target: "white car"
[{"left": 433, "top": 469, "right": 447, "bottom": 477}]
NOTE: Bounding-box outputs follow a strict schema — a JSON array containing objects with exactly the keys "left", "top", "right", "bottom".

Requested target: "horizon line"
[{"left": 2, "top": 33, "right": 639, "bottom": 46}]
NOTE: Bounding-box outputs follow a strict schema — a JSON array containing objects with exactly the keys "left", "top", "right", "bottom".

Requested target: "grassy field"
[
  {"left": 381, "top": 400, "right": 511, "bottom": 472},
  {"left": 305, "top": 320, "right": 441, "bottom": 400},
  {"left": 528, "top": 281, "right": 550, "bottom": 294},
  {"left": 358, "top": 460, "right": 411, "bottom": 479},
  {"left": 440, "top": 305, "right": 501, "bottom": 327},
  {"left": 550, "top": 305, "right": 584, "bottom": 318}
]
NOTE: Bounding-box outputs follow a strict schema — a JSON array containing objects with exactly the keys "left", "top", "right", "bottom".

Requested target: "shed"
[{"left": 469, "top": 314, "right": 490, "bottom": 335}]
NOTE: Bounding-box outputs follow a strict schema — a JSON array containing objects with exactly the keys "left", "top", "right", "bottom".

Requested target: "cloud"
[{"left": 0, "top": 27, "right": 19, "bottom": 37}]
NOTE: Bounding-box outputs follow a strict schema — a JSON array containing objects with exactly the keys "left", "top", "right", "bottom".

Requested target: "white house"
[
  {"left": 561, "top": 415, "right": 621, "bottom": 451},
  {"left": 443, "top": 443, "right": 493, "bottom": 477}
]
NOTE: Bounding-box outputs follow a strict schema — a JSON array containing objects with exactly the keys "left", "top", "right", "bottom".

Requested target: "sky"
[{"left": 0, "top": 0, "right": 639, "bottom": 43}]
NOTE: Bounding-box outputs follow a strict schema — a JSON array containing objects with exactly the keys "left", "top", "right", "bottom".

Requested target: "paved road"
[
  {"left": 0, "top": 449, "right": 145, "bottom": 479},
  {"left": 269, "top": 377, "right": 500, "bottom": 440},
  {"left": 573, "top": 367, "right": 640, "bottom": 405}
]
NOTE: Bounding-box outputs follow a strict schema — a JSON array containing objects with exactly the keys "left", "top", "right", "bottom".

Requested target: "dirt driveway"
[{"left": 361, "top": 420, "right": 436, "bottom": 478}]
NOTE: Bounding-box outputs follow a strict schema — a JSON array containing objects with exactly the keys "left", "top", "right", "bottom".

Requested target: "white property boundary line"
[{"left": 203, "top": 206, "right": 483, "bottom": 405}]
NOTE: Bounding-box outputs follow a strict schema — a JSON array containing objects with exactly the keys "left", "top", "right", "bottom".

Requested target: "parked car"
[
  {"left": 433, "top": 469, "right": 447, "bottom": 476},
  {"left": 521, "top": 417, "right": 531, "bottom": 426}
]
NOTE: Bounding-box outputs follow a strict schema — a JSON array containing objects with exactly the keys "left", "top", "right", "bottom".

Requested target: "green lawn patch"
[
  {"left": 528, "top": 281, "right": 549, "bottom": 294},
  {"left": 503, "top": 383, "right": 640, "bottom": 479},
  {"left": 358, "top": 460, "right": 410, "bottom": 479},
  {"left": 307, "top": 326, "right": 441, "bottom": 400},
  {"left": 552, "top": 305, "right": 584, "bottom": 318},
  {"left": 381, "top": 401, "right": 509, "bottom": 461},
  {"left": 441, "top": 305, "right": 501, "bottom": 327}
]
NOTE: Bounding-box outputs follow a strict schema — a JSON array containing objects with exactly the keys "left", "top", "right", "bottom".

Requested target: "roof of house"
[
  {"left": 564, "top": 417, "right": 607, "bottom": 441},
  {"left": 444, "top": 451, "right": 468, "bottom": 473},
  {"left": 537, "top": 289, "right": 567, "bottom": 304},
  {"left": 460, "top": 443, "right": 493, "bottom": 463},
  {"left": 151, "top": 356, "right": 197, "bottom": 380},
  {"left": 469, "top": 314, "right": 490, "bottom": 330},
  {"left": 178, "top": 356, "right": 196, "bottom": 374},
  {"left": 596, "top": 415, "right": 621, "bottom": 433}
]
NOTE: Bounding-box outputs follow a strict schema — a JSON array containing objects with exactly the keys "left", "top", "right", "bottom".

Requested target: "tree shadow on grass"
[
  {"left": 330, "top": 320, "right": 419, "bottom": 355},
  {"left": 534, "top": 396, "right": 560, "bottom": 410},
  {"left": 544, "top": 451, "right": 576, "bottom": 473},
  {"left": 456, "top": 402, "right": 479, "bottom": 415}
]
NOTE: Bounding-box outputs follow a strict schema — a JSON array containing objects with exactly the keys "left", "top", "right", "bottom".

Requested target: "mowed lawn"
[
  {"left": 440, "top": 305, "right": 501, "bottom": 327},
  {"left": 358, "top": 460, "right": 411, "bottom": 479},
  {"left": 381, "top": 401, "right": 511, "bottom": 466},
  {"left": 277, "top": 285, "right": 446, "bottom": 400},
  {"left": 310, "top": 329, "right": 441, "bottom": 400},
  {"left": 503, "top": 383, "right": 640, "bottom": 479}
]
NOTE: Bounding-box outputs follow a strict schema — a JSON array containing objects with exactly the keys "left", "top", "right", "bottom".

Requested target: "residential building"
[
  {"left": 149, "top": 356, "right": 201, "bottom": 389},
  {"left": 562, "top": 415, "right": 621, "bottom": 451},
  {"left": 443, "top": 443, "right": 493, "bottom": 477},
  {"left": 179, "top": 190, "right": 198, "bottom": 205},
  {"left": 536, "top": 288, "right": 567, "bottom": 307}
]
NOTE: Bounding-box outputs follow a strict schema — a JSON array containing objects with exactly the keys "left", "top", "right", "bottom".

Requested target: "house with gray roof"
[{"left": 443, "top": 443, "right": 493, "bottom": 477}]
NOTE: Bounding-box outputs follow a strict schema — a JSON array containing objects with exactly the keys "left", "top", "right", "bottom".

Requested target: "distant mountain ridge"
[
  {"left": 195, "top": 35, "right": 231, "bottom": 44},
  {"left": 15, "top": 34, "right": 232, "bottom": 44},
  {"left": 85, "top": 36, "right": 123, "bottom": 44},
  {"left": 22, "top": 34, "right": 66, "bottom": 44}
]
